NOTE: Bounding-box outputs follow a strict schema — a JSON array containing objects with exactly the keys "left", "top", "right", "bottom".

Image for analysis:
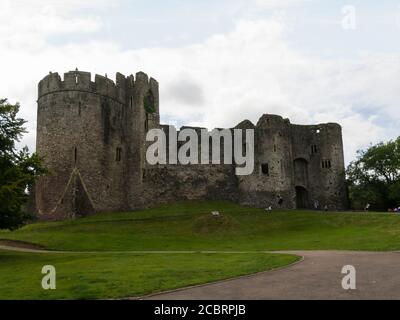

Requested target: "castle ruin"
[{"left": 35, "top": 70, "right": 348, "bottom": 220}]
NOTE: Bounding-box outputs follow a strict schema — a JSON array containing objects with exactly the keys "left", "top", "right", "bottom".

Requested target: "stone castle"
[{"left": 35, "top": 70, "right": 347, "bottom": 220}]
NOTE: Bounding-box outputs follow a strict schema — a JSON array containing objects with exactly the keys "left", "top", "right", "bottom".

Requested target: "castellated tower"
[
  {"left": 237, "top": 115, "right": 347, "bottom": 210},
  {"left": 35, "top": 69, "right": 347, "bottom": 220},
  {"left": 237, "top": 115, "right": 296, "bottom": 208},
  {"left": 36, "top": 70, "right": 159, "bottom": 220}
]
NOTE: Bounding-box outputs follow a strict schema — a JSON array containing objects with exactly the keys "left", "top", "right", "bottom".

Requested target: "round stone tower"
[{"left": 35, "top": 70, "right": 159, "bottom": 220}]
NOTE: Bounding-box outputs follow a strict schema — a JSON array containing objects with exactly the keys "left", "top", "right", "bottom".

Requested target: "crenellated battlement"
[{"left": 38, "top": 70, "right": 159, "bottom": 104}]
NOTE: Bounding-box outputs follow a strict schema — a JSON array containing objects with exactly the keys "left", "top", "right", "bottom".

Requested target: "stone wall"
[{"left": 35, "top": 70, "right": 348, "bottom": 220}]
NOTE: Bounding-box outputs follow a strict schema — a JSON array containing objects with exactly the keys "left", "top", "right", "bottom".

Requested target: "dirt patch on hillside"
[
  {"left": 0, "top": 239, "right": 46, "bottom": 250},
  {"left": 193, "top": 213, "right": 239, "bottom": 234}
]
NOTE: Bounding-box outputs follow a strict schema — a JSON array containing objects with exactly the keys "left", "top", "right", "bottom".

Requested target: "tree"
[
  {"left": 0, "top": 99, "right": 45, "bottom": 230},
  {"left": 347, "top": 137, "right": 400, "bottom": 211}
]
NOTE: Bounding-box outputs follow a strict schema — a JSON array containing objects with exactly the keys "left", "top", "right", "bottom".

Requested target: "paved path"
[
  {"left": 2, "top": 243, "right": 400, "bottom": 300},
  {"left": 144, "top": 251, "right": 400, "bottom": 300}
]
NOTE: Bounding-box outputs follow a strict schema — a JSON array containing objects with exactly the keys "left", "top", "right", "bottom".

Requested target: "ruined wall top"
[
  {"left": 38, "top": 70, "right": 159, "bottom": 104},
  {"left": 255, "top": 114, "right": 342, "bottom": 132}
]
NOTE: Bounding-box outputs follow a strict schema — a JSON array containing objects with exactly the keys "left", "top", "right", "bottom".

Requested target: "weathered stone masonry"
[{"left": 35, "top": 70, "right": 348, "bottom": 220}]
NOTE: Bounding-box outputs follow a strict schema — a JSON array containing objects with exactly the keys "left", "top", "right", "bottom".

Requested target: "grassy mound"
[
  {"left": 1, "top": 200, "right": 400, "bottom": 299},
  {"left": 193, "top": 213, "right": 239, "bottom": 234},
  {"left": 1, "top": 201, "right": 400, "bottom": 252}
]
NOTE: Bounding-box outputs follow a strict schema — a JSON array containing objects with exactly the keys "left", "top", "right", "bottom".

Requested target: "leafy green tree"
[
  {"left": 347, "top": 137, "right": 400, "bottom": 211},
  {"left": 0, "top": 99, "right": 45, "bottom": 230}
]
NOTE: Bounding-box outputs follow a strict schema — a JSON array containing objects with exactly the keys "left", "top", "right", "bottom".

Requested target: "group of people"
[
  {"left": 265, "top": 195, "right": 284, "bottom": 211},
  {"left": 265, "top": 197, "right": 331, "bottom": 212},
  {"left": 264, "top": 199, "right": 400, "bottom": 213},
  {"left": 366, "top": 203, "right": 400, "bottom": 213},
  {"left": 313, "top": 200, "right": 329, "bottom": 211}
]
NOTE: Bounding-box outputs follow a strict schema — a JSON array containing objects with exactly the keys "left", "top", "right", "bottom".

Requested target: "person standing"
[{"left": 277, "top": 195, "right": 284, "bottom": 207}]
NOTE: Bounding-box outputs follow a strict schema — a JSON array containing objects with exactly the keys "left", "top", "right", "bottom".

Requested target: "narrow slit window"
[
  {"left": 75, "top": 74, "right": 78, "bottom": 84},
  {"left": 261, "top": 163, "right": 269, "bottom": 175},
  {"left": 116, "top": 147, "right": 122, "bottom": 162},
  {"left": 74, "top": 147, "right": 78, "bottom": 164},
  {"left": 311, "top": 145, "right": 318, "bottom": 154}
]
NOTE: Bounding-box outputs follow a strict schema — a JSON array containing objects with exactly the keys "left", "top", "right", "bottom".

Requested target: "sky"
[{"left": 1, "top": 0, "right": 400, "bottom": 164}]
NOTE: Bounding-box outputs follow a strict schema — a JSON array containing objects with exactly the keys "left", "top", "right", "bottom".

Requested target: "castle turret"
[
  {"left": 291, "top": 122, "right": 347, "bottom": 210},
  {"left": 238, "top": 115, "right": 295, "bottom": 208},
  {"left": 35, "top": 70, "right": 159, "bottom": 219}
]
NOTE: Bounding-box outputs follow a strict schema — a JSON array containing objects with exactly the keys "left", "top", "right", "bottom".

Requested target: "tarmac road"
[{"left": 144, "top": 251, "right": 400, "bottom": 300}]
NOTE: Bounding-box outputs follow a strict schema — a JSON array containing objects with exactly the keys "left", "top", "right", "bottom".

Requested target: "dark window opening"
[
  {"left": 311, "top": 145, "right": 318, "bottom": 154},
  {"left": 322, "top": 159, "right": 332, "bottom": 169},
  {"left": 74, "top": 147, "right": 78, "bottom": 164},
  {"left": 116, "top": 147, "right": 122, "bottom": 162},
  {"left": 274, "top": 145, "right": 277, "bottom": 152},
  {"left": 261, "top": 163, "right": 269, "bottom": 175}
]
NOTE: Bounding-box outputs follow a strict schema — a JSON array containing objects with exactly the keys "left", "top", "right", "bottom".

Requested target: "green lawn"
[
  {"left": 1, "top": 201, "right": 400, "bottom": 252},
  {"left": 1, "top": 200, "right": 400, "bottom": 299},
  {"left": 0, "top": 250, "right": 297, "bottom": 300}
]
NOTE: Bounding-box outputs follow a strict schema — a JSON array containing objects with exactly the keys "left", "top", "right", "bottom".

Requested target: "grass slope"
[
  {"left": 1, "top": 201, "right": 400, "bottom": 252},
  {"left": 0, "top": 250, "right": 297, "bottom": 300},
  {"left": 1, "top": 200, "right": 400, "bottom": 299}
]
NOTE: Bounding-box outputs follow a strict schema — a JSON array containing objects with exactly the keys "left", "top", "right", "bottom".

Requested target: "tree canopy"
[
  {"left": 0, "top": 99, "right": 45, "bottom": 230},
  {"left": 347, "top": 137, "right": 400, "bottom": 211}
]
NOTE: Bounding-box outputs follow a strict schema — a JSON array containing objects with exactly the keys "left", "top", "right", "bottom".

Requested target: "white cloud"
[
  {"left": 1, "top": 3, "right": 398, "bottom": 165},
  {"left": 0, "top": 0, "right": 108, "bottom": 50},
  {"left": 255, "top": 0, "right": 312, "bottom": 8}
]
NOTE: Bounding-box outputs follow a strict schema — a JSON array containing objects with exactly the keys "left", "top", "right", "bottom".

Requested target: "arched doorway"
[
  {"left": 295, "top": 186, "right": 309, "bottom": 209},
  {"left": 294, "top": 158, "right": 308, "bottom": 187}
]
